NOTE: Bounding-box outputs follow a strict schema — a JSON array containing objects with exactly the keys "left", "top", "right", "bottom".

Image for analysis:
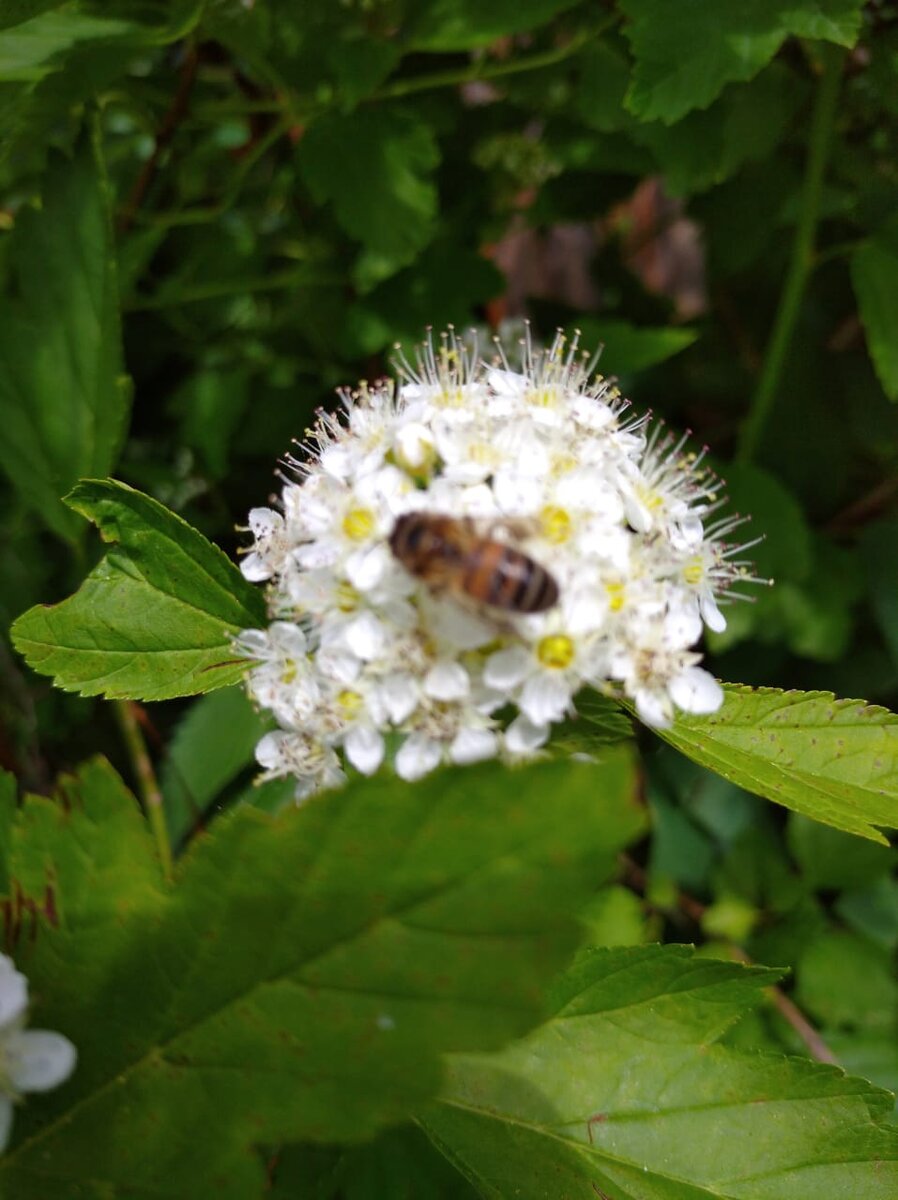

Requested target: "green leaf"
[
  {"left": 10, "top": 479, "right": 266, "bottom": 700},
  {"left": 299, "top": 107, "right": 439, "bottom": 274},
  {"left": 0, "top": 129, "right": 130, "bottom": 542},
  {"left": 577, "top": 318, "right": 697, "bottom": 374},
  {"left": 0, "top": 2, "right": 69, "bottom": 34},
  {"left": 851, "top": 218, "right": 898, "bottom": 401},
  {"left": 797, "top": 930, "right": 898, "bottom": 1031},
  {"left": 0, "top": 10, "right": 137, "bottom": 81},
  {"left": 160, "top": 686, "right": 268, "bottom": 846},
  {"left": 787, "top": 812, "right": 894, "bottom": 891},
  {"left": 650, "top": 684, "right": 898, "bottom": 843},
  {"left": 405, "top": 0, "right": 579, "bottom": 51},
  {"left": 423, "top": 945, "right": 898, "bottom": 1198},
  {"left": 2, "top": 753, "right": 644, "bottom": 1197},
  {"left": 620, "top": 0, "right": 863, "bottom": 123},
  {"left": 633, "top": 65, "right": 804, "bottom": 196}
]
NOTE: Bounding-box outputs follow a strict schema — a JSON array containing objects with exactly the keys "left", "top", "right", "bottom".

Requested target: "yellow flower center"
[
  {"left": 540, "top": 505, "right": 572, "bottom": 545},
  {"left": 605, "top": 581, "right": 625, "bottom": 612},
  {"left": 683, "top": 557, "right": 705, "bottom": 586},
  {"left": 337, "top": 689, "right": 363, "bottom": 715},
  {"left": 392, "top": 441, "right": 438, "bottom": 480},
  {"left": 527, "top": 385, "right": 561, "bottom": 409},
  {"left": 636, "top": 485, "right": 664, "bottom": 513},
  {"left": 281, "top": 658, "right": 298, "bottom": 684},
  {"left": 335, "top": 581, "right": 359, "bottom": 612},
  {"left": 342, "top": 506, "right": 376, "bottom": 541},
  {"left": 551, "top": 453, "right": 577, "bottom": 476},
  {"left": 435, "top": 387, "right": 467, "bottom": 408},
  {"left": 537, "top": 634, "right": 575, "bottom": 670}
]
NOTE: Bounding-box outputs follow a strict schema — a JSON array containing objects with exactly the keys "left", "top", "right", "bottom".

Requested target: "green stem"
[
  {"left": 124, "top": 267, "right": 342, "bottom": 311},
  {"left": 113, "top": 700, "right": 174, "bottom": 883},
  {"left": 736, "top": 44, "right": 844, "bottom": 464},
  {"left": 373, "top": 20, "right": 612, "bottom": 102}
]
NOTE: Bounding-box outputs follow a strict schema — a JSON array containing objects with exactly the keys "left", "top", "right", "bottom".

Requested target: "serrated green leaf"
[
  {"left": 405, "top": 0, "right": 579, "bottom": 51},
  {"left": 851, "top": 219, "right": 898, "bottom": 401},
  {"left": 0, "top": 129, "right": 130, "bottom": 542},
  {"left": 160, "top": 686, "right": 268, "bottom": 846},
  {"left": 633, "top": 65, "right": 804, "bottom": 196},
  {"left": 11, "top": 479, "right": 265, "bottom": 701},
  {"left": 620, "top": 0, "right": 863, "bottom": 123},
  {"left": 299, "top": 107, "right": 439, "bottom": 273},
  {"left": 2, "top": 752, "right": 644, "bottom": 1197},
  {"left": 423, "top": 945, "right": 898, "bottom": 1199},
  {"left": 650, "top": 685, "right": 898, "bottom": 843}
]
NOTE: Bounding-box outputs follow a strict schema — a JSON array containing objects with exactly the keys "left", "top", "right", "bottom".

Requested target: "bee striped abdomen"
[{"left": 465, "top": 542, "right": 558, "bottom": 614}]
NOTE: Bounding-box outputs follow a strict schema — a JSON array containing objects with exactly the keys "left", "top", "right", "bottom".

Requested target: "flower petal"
[
  {"left": 395, "top": 733, "right": 442, "bottom": 781},
  {"left": 344, "top": 727, "right": 385, "bottom": 776},
  {"left": 5, "top": 1029, "right": 77, "bottom": 1093},
  {"left": 424, "top": 660, "right": 470, "bottom": 701},
  {"left": 669, "top": 667, "right": 723, "bottom": 715},
  {"left": 0, "top": 956, "right": 27, "bottom": 1029}
]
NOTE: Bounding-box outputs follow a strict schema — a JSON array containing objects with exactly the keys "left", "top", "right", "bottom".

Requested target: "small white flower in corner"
[{"left": 0, "top": 953, "right": 76, "bottom": 1153}]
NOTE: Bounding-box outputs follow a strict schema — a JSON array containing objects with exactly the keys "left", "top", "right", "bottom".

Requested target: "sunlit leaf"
[
  {"left": 424, "top": 945, "right": 898, "bottom": 1198},
  {"left": 11, "top": 480, "right": 265, "bottom": 700},
  {"left": 650, "top": 685, "right": 898, "bottom": 843}
]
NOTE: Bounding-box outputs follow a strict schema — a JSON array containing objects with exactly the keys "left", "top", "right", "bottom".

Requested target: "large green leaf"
[
  {"left": 10, "top": 479, "right": 266, "bottom": 700},
  {"left": 299, "top": 107, "right": 439, "bottom": 277},
  {"left": 423, "top": 945, "right": 898, "bottom": 1198},
  {"left": 649, "top": 685, "right": 898, "bottom": 843},
  {"left": 1, "top": 752, "right": 643, "bottom": 1198},
  {"left": 620, "top": 0, "right": 863, "bottom": 123},
  {"left": 0, "top": 129, "right": 130, "bottom": 542},
  {"left": 851, "top": 218, "right": 898, "bottom": 402}
]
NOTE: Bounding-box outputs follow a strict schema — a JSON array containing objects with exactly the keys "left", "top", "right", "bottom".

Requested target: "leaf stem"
[
  {"left": 112, "top": 700, "right": 174, "bottom": 883},
  {"left": 736, "top": 44, "right": 844, "bottom": 464},
  {"left": 372, "top": 20, "right": 613, "bottom": 102}
]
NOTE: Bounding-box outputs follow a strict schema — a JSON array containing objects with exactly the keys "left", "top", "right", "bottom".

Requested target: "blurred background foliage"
[{"left": 1, "top": 0, "right": 898, "bottom": 1154}]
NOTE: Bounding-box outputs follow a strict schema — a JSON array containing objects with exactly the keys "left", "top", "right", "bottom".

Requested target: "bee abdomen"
[{"left": 465, "top": 543, "right": 559, "bottom": 614}]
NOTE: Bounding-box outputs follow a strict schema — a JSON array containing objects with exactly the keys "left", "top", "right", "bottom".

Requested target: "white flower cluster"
[
  {"left": 237, "top": 329, "right": 759, "bottom": 798},
  {"left": 0, "top": 953, "right": 76, "bottom": 1152}
]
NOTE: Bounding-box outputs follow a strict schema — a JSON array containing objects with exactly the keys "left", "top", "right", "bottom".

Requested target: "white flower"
[
  {"left": 236, "top": 326, "right": 761, "bottom": 796},
  {"left": 0, "top": 954, "right": 76, "bottom": 1153}
]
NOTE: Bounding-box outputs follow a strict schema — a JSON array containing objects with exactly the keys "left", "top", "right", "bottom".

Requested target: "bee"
[{"left": 389, "top": 512, "right": 559, "bottom": 615}]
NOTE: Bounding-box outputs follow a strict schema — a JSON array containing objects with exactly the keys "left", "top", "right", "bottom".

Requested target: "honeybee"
[{"left": 389, "top": 512, "right": 559, "bottom": 614}]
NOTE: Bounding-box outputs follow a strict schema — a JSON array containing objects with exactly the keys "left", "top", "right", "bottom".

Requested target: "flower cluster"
[
  {"left": 237, "top": 329, "right": 760, "bottom": 798},
  {"left": 0, "top": 953, "right": 76, "bottom": 1152}
]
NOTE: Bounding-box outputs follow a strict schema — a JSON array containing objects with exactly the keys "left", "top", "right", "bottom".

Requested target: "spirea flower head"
[
  {"left": 0, "top": 953, "right": 76, "bottom": 1152},
  {"left": 237, "top": 328, "right": 762, "bottom": 799}
]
